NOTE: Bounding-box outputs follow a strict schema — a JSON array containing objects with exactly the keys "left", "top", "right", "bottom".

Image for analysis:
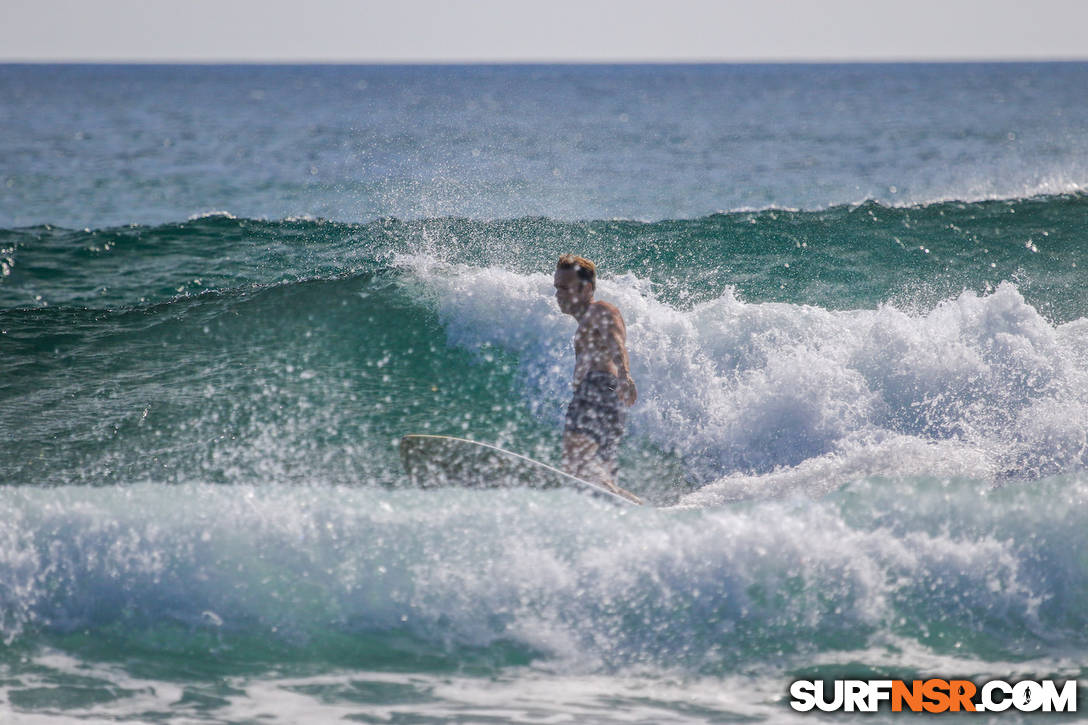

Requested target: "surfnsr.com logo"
[{"left": 789, "top": 679, "right": 1078, "bottom": 713}]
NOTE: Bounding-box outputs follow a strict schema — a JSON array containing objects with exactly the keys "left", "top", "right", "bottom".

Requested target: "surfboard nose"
[{"left": 398, "top": 434, "right": 642, "bottom": 505}]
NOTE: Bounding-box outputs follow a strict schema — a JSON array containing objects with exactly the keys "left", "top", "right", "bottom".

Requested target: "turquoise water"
[{"left": 2, "top": 64, "right": 1088, "bottom": 722}]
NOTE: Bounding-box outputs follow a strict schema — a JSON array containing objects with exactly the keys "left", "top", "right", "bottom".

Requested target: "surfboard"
[{"left": 399, "top": 434, "right": 643, "bottom": 506}]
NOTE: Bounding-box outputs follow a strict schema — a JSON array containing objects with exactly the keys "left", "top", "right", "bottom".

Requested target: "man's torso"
[{"left": 573, "top": 300, "right": 627, "bottom": 387}]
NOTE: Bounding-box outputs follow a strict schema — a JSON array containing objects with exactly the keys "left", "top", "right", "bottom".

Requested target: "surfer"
[{"left": 553, "top": 255, "right": 637, "bottom": 493}]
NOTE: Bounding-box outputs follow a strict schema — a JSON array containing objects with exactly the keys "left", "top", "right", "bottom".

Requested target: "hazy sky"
[{"left": 3, "top": 0, "right": 1087, "bottom": 63}]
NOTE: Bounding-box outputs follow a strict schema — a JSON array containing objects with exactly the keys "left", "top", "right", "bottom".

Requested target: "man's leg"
[{"left": 562, "top": 430, "right": 618, "bottom": 492}]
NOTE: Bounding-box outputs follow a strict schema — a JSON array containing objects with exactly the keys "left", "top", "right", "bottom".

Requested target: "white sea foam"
[
  {"left": 0, "top": 651, "right": 803, "bottom": 724},
  {"left": 3, "top": 456, "right": 1086, "bottom": 717},
  {"left": 5, "top": 474, "right": 1086, "bottom": 718},
  {"left": 2, "top": 478, "right": 1086, "bottom": 666},
  {"left": 186, "top": 210, "right": 237, "bottom": 221},
  {"left": 402, "top": 256, "right": 1088, "bottom": 500}
]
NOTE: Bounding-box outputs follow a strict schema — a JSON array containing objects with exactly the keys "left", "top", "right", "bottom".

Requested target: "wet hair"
[{"left": 556, "top": 254, "right": 596, "bottom": 288}]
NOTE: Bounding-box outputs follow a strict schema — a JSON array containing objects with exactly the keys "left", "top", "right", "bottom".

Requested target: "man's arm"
[
  {"left": 611, "top": 325, "right": 637, "bottom": 406},
  {"left": 596, "top": 304, "right": 637, "bottom": 406}
]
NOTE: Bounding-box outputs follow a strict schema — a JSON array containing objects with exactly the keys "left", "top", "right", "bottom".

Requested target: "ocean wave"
[
  {"left": 412, "top": 256, "right": 1088, "bottom": 489},
  {"left": 3, "top": 192, "right": 1085, "bottom": 319},
  {"left": 2, "top": 478, "right": 1087, "bottom": 673},
  {"left": 2, "top": 246, "right": 1086, "bottom": 492},
  {"left": 2, "top": 197, "right": 1086, "bottom": 492}
]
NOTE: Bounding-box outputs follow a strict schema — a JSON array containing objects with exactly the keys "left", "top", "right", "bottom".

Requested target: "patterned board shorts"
[{"left": 564, "top": 370, "right": 626, "bottom": 473}]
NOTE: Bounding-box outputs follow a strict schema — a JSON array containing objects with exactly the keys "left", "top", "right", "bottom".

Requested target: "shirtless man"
[{"left": 553, "top": 255, "right": 637, "bottom": 494}]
